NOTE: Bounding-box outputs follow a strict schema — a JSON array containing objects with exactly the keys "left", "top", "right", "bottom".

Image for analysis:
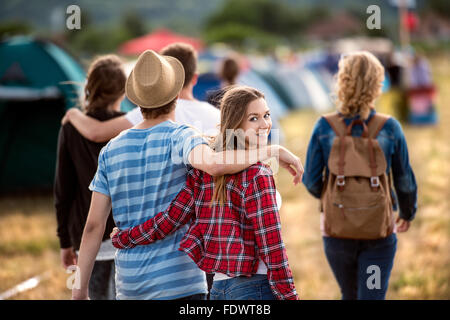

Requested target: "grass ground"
[{"left": 0, "top": 54, "right": 448, "bottom": 300}]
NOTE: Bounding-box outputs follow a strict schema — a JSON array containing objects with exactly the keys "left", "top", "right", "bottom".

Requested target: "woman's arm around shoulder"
[{"left": 111, "top": 169, "right": 199, "bottom": 248}]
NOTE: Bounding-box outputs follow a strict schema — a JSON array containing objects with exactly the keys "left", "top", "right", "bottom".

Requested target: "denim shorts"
[{"left": 210, "top": 274, "right": 276, "bottom": 300}]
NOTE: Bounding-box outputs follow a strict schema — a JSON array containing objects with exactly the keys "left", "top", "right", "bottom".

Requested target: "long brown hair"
[
  {"left": 84, "top": 55, "right": 126, "bottom": 114},
  {"left": 210, "top": 85, "right": 265, "bottom": 206}
]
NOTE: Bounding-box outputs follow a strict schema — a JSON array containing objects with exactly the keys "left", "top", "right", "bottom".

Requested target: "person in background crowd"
[
  {"left": 219, "top": 55, "right": 240, "bottom": 87},
  {"left": 54, "top": 54, "right": 126, "bottom": 299},
  {"left": 408, "top": 52, "right": 433, "bottom": 89},
  {"left": 207, "top": 54, "right": 241, "bottom": 109},
  {"left": 302, "top": 51, "right": 417, "bottom": 300}
]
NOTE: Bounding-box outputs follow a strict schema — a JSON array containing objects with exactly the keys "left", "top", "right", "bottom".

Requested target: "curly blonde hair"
[{"left": 335, "top": 51, "right": 385, "bottom": 120}]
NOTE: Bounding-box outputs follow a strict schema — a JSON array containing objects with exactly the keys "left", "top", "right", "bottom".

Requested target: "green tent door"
[{"left": 0, "top": 37, "right": 85, "bottom": 193}]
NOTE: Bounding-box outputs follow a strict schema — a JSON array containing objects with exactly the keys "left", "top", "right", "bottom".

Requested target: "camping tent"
[
  {"left": 253, "top": 70, "right": 296, "bottom": 110},
  {"left": 0, "top": 36, "right": 85, "bottom": 192},
  {"left": 119, "top": 29, "right": 204, "bottom": 56},
  {"left": 237, "top": 70, "right": 289, "bottom": 120},
  {"left": 193, "top": 72, "right": 221, "bottom": 102},
  {"left": 237, "top": 70, "right": 289, "bottom": 142},
  {"left": 273, "top": 66, "right": 333, "bottom": 112}
]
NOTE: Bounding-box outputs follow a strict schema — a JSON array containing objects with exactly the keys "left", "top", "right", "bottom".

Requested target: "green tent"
[{"left": 0, "top": 36, "right": 86, "bottom": 193}]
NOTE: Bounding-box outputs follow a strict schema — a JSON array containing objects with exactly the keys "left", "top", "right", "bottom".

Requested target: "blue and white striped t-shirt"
[{"left": 89, "top": 120, "right": 208, "bottom": 300}]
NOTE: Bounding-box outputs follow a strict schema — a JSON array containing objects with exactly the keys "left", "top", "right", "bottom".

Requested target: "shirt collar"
[{"left": 337, "top": 108, "right": 376, "bottom": 124}]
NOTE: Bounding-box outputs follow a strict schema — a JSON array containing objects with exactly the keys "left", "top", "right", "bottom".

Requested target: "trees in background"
[
  {"left": 1, "top": 0, "right": 448, "bottom": 56},
  {"left": 203, "top": 0, "right": 330, "bottom": 51},
  {"left": 64, "top": 10, "right": 148, "bottom": 56},
  {"left": 0, "top": 21, "right": 31, "bottom": 40}
]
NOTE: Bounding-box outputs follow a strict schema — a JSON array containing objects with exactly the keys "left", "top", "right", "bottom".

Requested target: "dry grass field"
[{"left": 0, "top": 54, "right": 448, "bottom": 300}]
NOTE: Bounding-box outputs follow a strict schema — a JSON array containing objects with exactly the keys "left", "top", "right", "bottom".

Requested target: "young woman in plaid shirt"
[{"left": 111, "top": 86, "right": 299, "bottom": 300}]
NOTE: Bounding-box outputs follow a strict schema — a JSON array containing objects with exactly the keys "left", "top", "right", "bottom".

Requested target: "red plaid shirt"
[{"left": 111, "top": 163, "right": 298, "bottom": 300}]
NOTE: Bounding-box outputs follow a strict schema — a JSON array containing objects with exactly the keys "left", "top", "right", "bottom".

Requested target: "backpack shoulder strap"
[
  {"left": 367, "top": 113, "right": 391, "bottom": 139},
  {"left": 323, "top": 112, "right": 347, "bottom": 137},
  {"left": 323, "top": 113, "right": 347, "bottom": 188}
]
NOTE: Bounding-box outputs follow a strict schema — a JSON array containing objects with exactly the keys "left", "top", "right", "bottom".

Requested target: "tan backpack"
[{"left": 321, "top": 112, "right": 395, "bottom": 240}]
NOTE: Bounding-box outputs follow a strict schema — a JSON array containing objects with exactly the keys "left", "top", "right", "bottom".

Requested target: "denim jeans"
[
  {"left": 206, "top": 273, "right": 214, "bottom": 300},
  {"left": 210, "top": 274, "right": 276, "bottom": 300},
  {"left": 323, "top": 233, "right": 397, "bottom": 300},
  {"left": 89, "top": 260, "right": 116, "bottom": 300},
  {"left": 175, "top": 293, "right": 207, "bottom": 300}
]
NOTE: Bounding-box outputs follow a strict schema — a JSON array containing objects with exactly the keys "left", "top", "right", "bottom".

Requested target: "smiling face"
[
  {"left": 239, "top": 98, "right": 272, "bottom": 148},
  {"left": 212, "top": 86, "right": 267, "bottom": 205}
]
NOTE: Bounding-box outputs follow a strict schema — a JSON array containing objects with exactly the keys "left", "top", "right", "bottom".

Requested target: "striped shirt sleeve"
[
  {"left": 172, "top": 126, "right": 208, "bottom": 167},
  {"left": 89, "top": 146, "right": 110, "bottom": 197}
]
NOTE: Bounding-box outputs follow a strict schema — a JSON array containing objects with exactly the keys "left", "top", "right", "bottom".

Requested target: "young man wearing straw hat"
[{"left": 71, "top": 50, "right": 303, "bottom": 300}]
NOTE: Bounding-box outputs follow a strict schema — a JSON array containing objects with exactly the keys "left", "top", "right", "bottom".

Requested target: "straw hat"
[{"left": 126, "top": 50, "right": 185, "bottom": 108}]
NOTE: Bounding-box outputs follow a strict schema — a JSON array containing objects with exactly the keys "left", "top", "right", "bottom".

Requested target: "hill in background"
[{"left": 0, "top": 0, "right": 428, "bottom": 35}]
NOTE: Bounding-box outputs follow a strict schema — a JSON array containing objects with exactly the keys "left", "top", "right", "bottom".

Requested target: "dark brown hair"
[
  {"left": 140, "top": 98, "right": 177, "bottom": 119},
  {"left": 84, "top": 55, "right": 126, "bottom": 114},
  {"left": 160, "top": 43, "right": 197, "bottom": 88},
  {"left": 219, "top": 56, "right": 240, "bottom": 85}
]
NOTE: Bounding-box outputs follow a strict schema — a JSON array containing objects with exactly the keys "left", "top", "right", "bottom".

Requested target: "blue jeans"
[
  {"left": 89, "top": 260, "right": 116, "bottom": 300},
  {"left": 210, "top": 274, "right": 276, "bottom": 300},
  {"left": 323, "top": 233, "right": 397, "bottom": 300},
  {"left": 175, "top": 293, "right": 207, "bottom": 300}
]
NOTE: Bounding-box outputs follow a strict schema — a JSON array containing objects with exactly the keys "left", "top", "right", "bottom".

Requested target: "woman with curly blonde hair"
[{"left": 303, "top": 51, "right": 417, "bottom": 299}]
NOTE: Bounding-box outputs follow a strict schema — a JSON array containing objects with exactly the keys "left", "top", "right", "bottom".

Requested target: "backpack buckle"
[
  {"left": 336, "top": 175, "right": 345, "bottom": 186},
  {"left": 370, "top": 176, "right": 380, "bottom": 187}
]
